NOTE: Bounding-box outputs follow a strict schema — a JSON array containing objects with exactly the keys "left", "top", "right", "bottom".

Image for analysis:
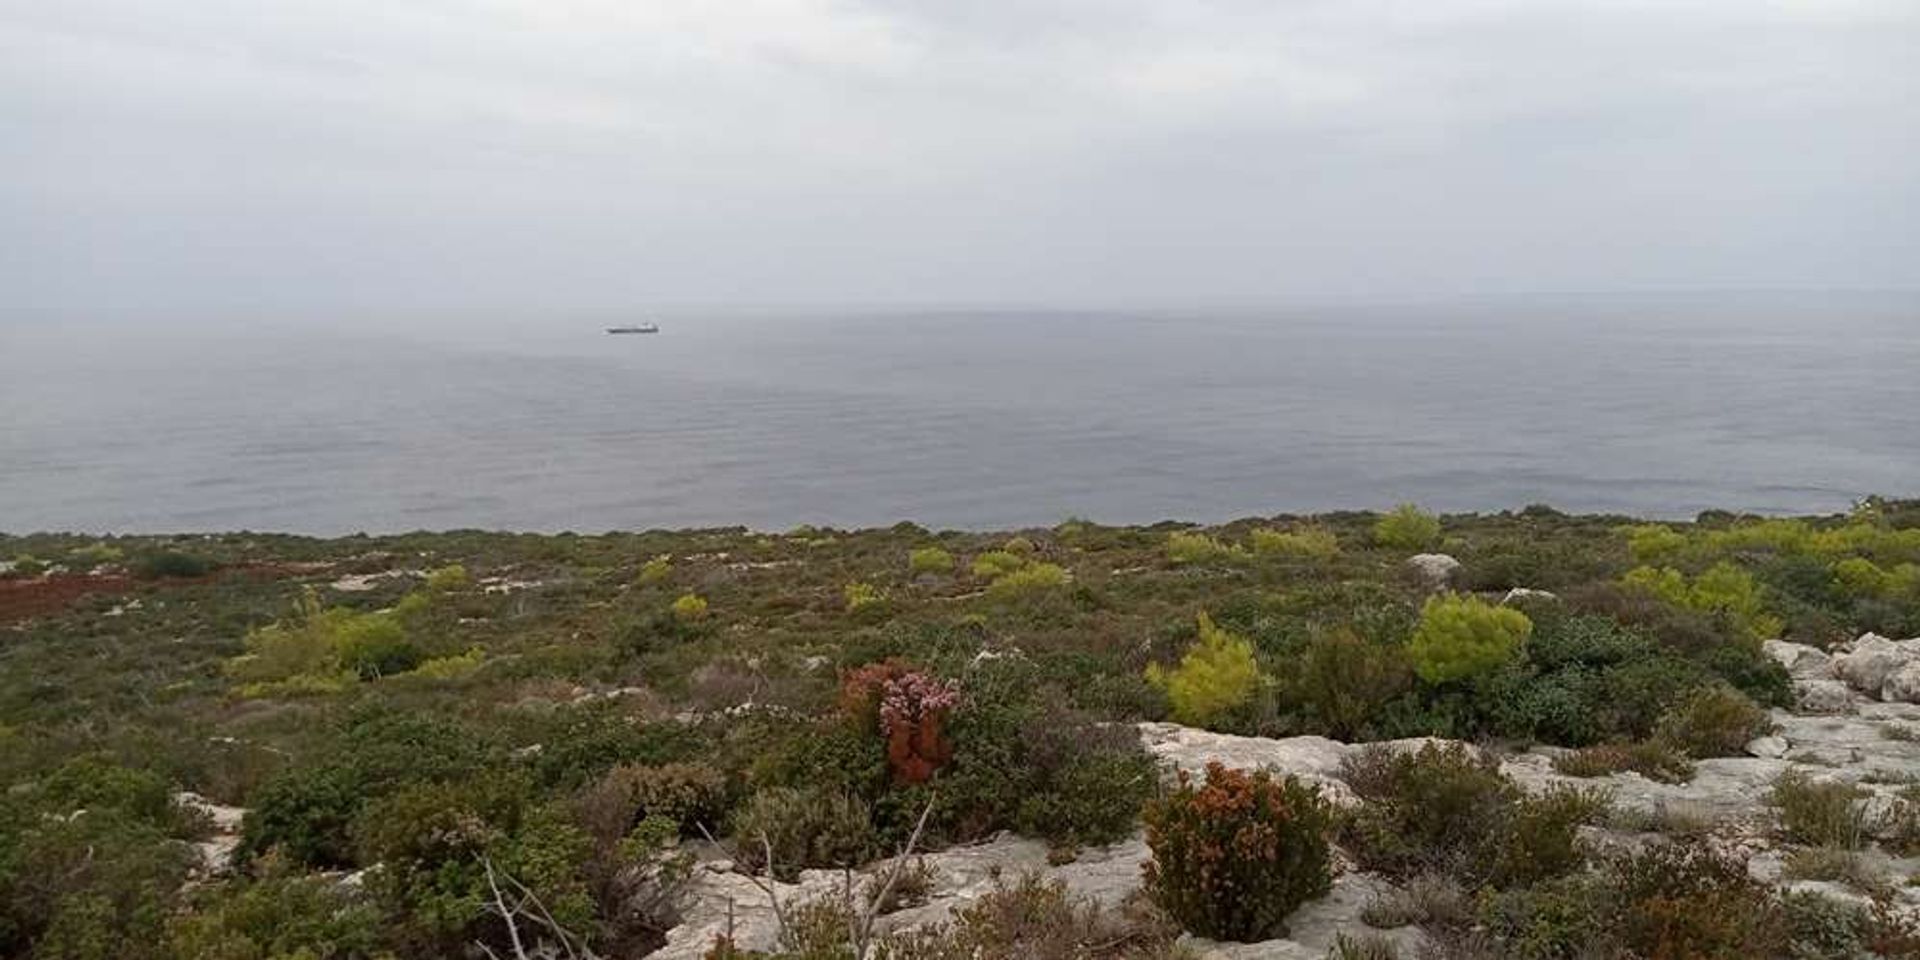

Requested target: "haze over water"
[{"left": 4, "top": 294, "right": 1916, "bottom": 535}]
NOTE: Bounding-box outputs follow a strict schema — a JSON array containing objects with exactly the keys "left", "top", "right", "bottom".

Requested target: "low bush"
[
  {"left": 1374, "top": 504, "right": 1442, "bottom": 550},
  {"left": 1143, "top": 761, "right": 1334, "bottom": 941},
  {"left": 1166, "top": 531, "right": 1243, "bottom": 565},
  {"left": 1342, "top": 743, "right": 1601, "bottom": 887},
  {"left": 131, "top": 549, "right": 214, "bottom": 579},
  {"left": 971, "top": 551, "right": 1027, "bottom": 579},
  {"left": 727, "top": 787, "right": 877, "bottom": 880},
  {"left": 1407, "top": 593, "right": 1531, "bottom": 685},
  {"left": 984, "top": 562, "right": 1068, "bottom": 598},
  {"left": 1653, "top": 685, "right": 1770, "bottom": 758},
  {"left": 1282, "top": 629, "right": 1412, "bottom": 740},
  {"left": 575, "top": 761, "right": 727, "bottom": 843},
  {"left": 1623, "top": 561, "right": 1782, "bottom": 640},
  {"left": 1768, "top": 771, "right": 1871, "bottom": 849},
  {"left": 845, "top": 581, "right": 886, "bottom": 613},
  {"left": 1625, "top": 523, "right": 1690, "bottom": 565},
  {"left": 1145, "top": 614, "right": 1262, "bottom": 730},
  {"left": 1552, "top": 741, "right": 1695, "bottom": 784},
  {"left": 908, "top": 547, "right": 955, "bottom": 575},
  {"left": 637, "top": 556, "right": 672, "bottom": 584},
  {"left": 168, "top": 854, "right": 382, "bottom": 960},
  {"left": 671, "top": 593, "right": 710, "bottom": 622},
  {"left": 1250, "top": 525, "right": 1339, "bottom": 560}
]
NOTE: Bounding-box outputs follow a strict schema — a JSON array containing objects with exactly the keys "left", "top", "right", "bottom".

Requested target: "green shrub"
[
  {"left": 354, "top": 776, "right": 595, "bottom": 955},
  {"left": 1609, "top": 841, "right": 1787, "bottom": 960},
  {"left": 1166, "top": 531, "right": 1243, "bottom": 565},
  {"left": 423, "top": 564, "right": 470, "bottom": 592},
  {"left": 672, "top": 593, "right": 709, "bottom": 622},
  {"left": 1654, "top": 685, "right": 1770, "bottom": 758},
  {"left": 1002, "top": 536, "right": 1038, "bottom": 557},
  {"left": 1623, "top": 561, "right": 1782, "bottom": 640},
  {"left": 168, "top": 855, "right": 382, "bottom": 960},
  {"left": 238, "top": 710, "right": 493, "bottom": 867},
  {"left": 984, "top": 562, "right": 1068, "bottom": 599},
  {"left": 971, "top": 551, "right": 1028, "bottom": 579},
  {"left": 908, "top": 547, "right": 955, "bottom": 575},
  {"left": 637, "top": 556, "right": 672, "bottom": 584},
  {"left": 1551, "top": 741, "right": 1695, "bottom": 783},
  {"left": 727, "top": 787, "right": 877, "bottom": 880},
  {"left": 131, "top": 549, "right": 214, "bottom": 579},
  {"left": 1374, "top": 504, "right": 1442, "bottom": 550},
  {"left": 1342, "top": 742, "right": 1600, "bottom": 888},
  {"left": 1250, "top": 525, "right": 1339, "bottom": 560},
  {"left": 1145, "top": 613, "right": 1262, "bottom": 730},
  {"left": 1143, "top": 761, "right": 1334, "bottom": 941},
  {"left": 1768, "top": 771, "right": 1871, "bottom": 849},
  {"left": 844, "top": 581, "right": 886, "bottom": 613},
  {"left": 575, "top": 762, "right": 727, "bottom": 843},
  {"left": 1625, "top": 524, "right": 1690, "bottom": 565},
  {"left": 1282, "top": 629, "right": 1412, "bottom": 740},
  {"left": 1407, "top": 593, "right": 1531, "bottom": 685}
]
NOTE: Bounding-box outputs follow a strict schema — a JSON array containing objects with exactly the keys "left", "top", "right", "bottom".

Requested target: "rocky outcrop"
[
  {"left": 174, "top": 791, "right": 246, "bottom": 876},
  {"left": 1764, "top": 639, "right": 1834, "bottom": 680},
  {"left": 1832, "top": 633, "right": 1920, "bottom": 703},
  {"left": 1405, "top": 554, "right": 1461, "bottom": 589},
  {"left": 662, "top": 691, "right": 1920, "bottom": 958}
]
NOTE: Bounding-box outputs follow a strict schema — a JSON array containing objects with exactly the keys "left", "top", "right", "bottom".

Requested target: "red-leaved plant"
[
  {"left": 840, "top": 660, "right": 960, "bottom": 784},
  {"left": 1143, "top": 761, "right": 1335, "bottom": 942}
]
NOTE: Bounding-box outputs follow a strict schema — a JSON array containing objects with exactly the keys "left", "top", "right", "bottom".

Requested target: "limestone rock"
[
  {"left": 1834, "top": 633, "right": 1914, "bottom": 699},
  {"left": 1746, "top": 735, "right": 1789, "bottom": 759},
  {"left": 1405, "top": 554, "right": 1461, "bottom": 589},
  {"left": 1794, "top": 679, "right": 1858, "bottom": 715},
  {"left": 1501, "top": 587, "right": 1559, "bottom": 606},
  {"left": 1138, "top": 723, "right": 1360, "bottom": 805},
  {"left": 1763, "top": 640, "right": 1834, "bottom": 681},
  {"left": 1886, "top": 662, "right": 1920, "bottom": 705}
]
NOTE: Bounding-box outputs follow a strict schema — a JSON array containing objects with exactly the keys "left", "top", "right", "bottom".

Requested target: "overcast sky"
[{"left": 5, "top": 0, "right": 1917, "bottom": 317}]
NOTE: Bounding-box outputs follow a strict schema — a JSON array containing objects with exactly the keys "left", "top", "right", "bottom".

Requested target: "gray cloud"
[{"left": 5, "top": 0, "right": 1917, "bottom": 316}]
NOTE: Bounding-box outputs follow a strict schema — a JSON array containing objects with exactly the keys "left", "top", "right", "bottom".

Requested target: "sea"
[{"left": 3, "top": 294, "right": 1917, "bottom": 535}]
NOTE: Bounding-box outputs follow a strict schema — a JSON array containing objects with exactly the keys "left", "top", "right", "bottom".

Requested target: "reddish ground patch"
[
  {"left": 0, "top": 562, "right": 324, "bottom": 626},
  {"left": 0, "top": 573, "right": 132, "bottom": 625}
]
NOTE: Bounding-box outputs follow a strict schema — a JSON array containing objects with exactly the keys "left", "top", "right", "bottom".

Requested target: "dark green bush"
[
  {"left": 1768, "top": 771, "right": 1871, "bottom": 849},
  {"left": 238, "top": 709, "right": 493, "bottom": 867},
  {"left": 1654, "top": 685, "right": 1771, "bottom": 759},
  {"left": 1342, "top": 743, "right": 1600, "bottom": 887},
  {"left": 727, "top": 787, "right": 877, "bottom": 880},
  {"left": 132, "top": 550, "right": 215, "bottom": 579},
  {"left": 1281, "top": 629, "right": 1413, "bottom": 740},
  {"left": 168, "top": 855, "right": 382, "bottom": 960},
  {"left": 1143, "top": 761, "right": 1333, "bottom": 941}
]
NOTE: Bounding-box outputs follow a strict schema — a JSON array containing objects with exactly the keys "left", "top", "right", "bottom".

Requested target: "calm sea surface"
[{"left": 4, "top": 297, "right": 1917, "bottom": 535}]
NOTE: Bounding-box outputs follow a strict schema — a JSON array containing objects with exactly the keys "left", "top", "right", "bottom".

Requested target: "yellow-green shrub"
[
  {"left": 908, "top": 547, "right": 954, "bottom": 575},
  {"left": 984, "top": 562, "right": 1068, "bottom": 599},
  {"left": 844, "top": 582, "right": 885, "bottom": 612},
  {"left": 1375, "top": 504, "right": 1442, "bottom": 550},
  {"left": 671, "top": 593, "right": 709, "bottom": 622},
  {"left": 1002, "top": 536, "right": 1038, "bottom": 557},
  {"left": 1250, "top": 525, "right": 1339, "bottom": 560},
  {"left": 1166, "top": 531, "right": 1243, "bottom": 565},
  {"left": 1408, "top": 593, "right": 1531, "bottom": 684},
  {"left": 1623, "top": 561, "right": 1780, "bottom": 639},
  {"left": 637, "top": 557, "right": 672, "bottom": 584},
  {"left": 1146, "top": 614, "right": 1262, "bottom": 729},
  {"left": 971, "top": 551, "right": 1027, "bottom": 579},
  {"left": 423, "top": 564, "right": 470, "bottom": 592},
  {"left": 1624, "top": 524, "right": 1689, "bottom": 565}
]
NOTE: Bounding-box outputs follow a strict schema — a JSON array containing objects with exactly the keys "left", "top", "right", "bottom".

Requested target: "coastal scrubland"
[{"left": 6, "top": 500, "right": 1920, "bottom": 958}]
